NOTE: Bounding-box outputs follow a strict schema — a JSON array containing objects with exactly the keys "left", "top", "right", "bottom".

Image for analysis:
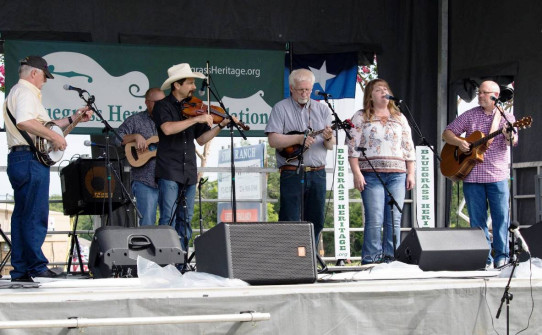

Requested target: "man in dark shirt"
[
  {"left": 153, "top": 63, "right": 232, "bottom": 252},
  {"left": 117, "top": 87, "right": 165, "bottom": 226}
]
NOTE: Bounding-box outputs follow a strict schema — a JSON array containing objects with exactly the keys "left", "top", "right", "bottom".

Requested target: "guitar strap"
[
  {"left": 5, "top": 106, "right": 46, "bottom": 160},
  {"left": 487, "top": 108, "right": 502, "bottom": 147}
]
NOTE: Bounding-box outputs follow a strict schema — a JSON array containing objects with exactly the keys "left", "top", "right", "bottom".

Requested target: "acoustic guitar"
[
  {"left": 440, "top": 116, "right": 532, "bottom": 181},
  {"left": 125, "top": 135, "right": 159, "bottom": 167},
  {"left": 278, "top": 119, "right": 354, "bottom": 163}
]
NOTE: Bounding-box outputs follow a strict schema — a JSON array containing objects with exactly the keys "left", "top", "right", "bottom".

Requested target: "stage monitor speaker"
[
  {"left": 194, "top": 222, "right": 317, "bottom": 285},
  {"left": 395, "top": 228, "right": 489, "bottom": 271},
  {"left": 521, "top": 222, "right": 542, "bottom": 260},
  {"left": 88, "top": 226, "right": 185, "bottom": 278},
  {"left": 60, "top": 158, "right": 125, "bottom": 215}
]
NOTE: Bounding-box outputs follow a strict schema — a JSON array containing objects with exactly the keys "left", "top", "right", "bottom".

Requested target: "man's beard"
[{"left": 297, "top": 97, "right": 309, "bottom": 105}]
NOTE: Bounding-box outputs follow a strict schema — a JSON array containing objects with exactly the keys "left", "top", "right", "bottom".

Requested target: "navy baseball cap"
[{"left": 20, "top": 55, "right": 54, "bottom": 79}]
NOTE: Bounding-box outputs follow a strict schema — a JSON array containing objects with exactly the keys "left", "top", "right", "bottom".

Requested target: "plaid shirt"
[
  {"left": 445, "top": 106, "right": 516, "bottom": 183},
  {"left": 116, "top": 111, "right": 158, "bottom": 188}
]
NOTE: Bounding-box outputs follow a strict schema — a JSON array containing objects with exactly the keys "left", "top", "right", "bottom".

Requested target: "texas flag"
[{"left": 284, "top": 52, "right": 358, "bottom": 100}]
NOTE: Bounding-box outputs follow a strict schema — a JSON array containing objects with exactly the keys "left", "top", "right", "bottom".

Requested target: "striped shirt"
[
  {"left": 445, "top": 106, "right": 516, "bottom": 183},
  {"left": 265, "top": 97, "right": 332, "bottom": 168}
]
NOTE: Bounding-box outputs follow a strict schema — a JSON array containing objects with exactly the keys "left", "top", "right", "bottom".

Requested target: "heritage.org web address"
[{"left": 193, "top": 65, "right": 261, "bottom": 78}]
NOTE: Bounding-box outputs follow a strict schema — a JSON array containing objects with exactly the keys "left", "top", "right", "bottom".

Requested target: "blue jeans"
[
  {"left": 157, "top": 179, "right": 196, "bottom": 252},
  {"left": 7, "top": 151, "right": 51, "bottom": 278},
  {"left": 279, "top": 169, "right": 326, "bottom": 246},
  {"left": 132, "top": 181, "right": 159, "bottom": 226},
  {"left": 360, "top": 172, "right": 406, "bottom": 264},
  {"left": 463, "top": 180, "right": 510, "bottom": 266}
]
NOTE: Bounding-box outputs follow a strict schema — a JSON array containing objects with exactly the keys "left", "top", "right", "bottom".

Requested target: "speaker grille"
[
  {"left": 195, "top": 222, "right": 317, "bottom": 285},
  {"left": 228, "top": 223, "right": 316, "bottom": 282}
]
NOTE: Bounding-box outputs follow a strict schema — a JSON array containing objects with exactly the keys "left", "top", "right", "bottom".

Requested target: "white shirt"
[{"left": 3, "top": 79, "right": 51, "bottom": 148}]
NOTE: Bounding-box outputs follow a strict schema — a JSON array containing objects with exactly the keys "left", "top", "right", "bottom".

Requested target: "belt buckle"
[{"left": 304, "top": 166, "right": 312, "bottom": 172}]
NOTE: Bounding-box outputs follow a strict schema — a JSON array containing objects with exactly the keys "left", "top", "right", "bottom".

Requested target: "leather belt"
[
  {"left": 279, "top": 165, "right": 325, "bottom": 173},
  {"left": 10, "top": 145, "right": 32, "bottom": 152}
]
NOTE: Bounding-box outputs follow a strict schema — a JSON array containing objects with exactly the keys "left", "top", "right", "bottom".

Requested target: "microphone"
[
  {"left": 356, "top": 147, "right": 367, "bottom": 153},
  {"left": 304, "top": 128, "right": 311, "bottom": 137},
  {"left": 314, "top": 90, "right": 332, "bottom": 98},
  {"left": 385, "top": 94, "right": 402, "bottom": 104},
  {"left": 509, "top": 221, "right": 530, "bottom": 254},
  {"left": 63, "top": 84, "right": 87, "bottom": 94},
  {"left": 83, "top": 140, "right": 106, "bottom": 148},
  {"left": 198, "top": 78, "right": 208, "bottom": 97}
]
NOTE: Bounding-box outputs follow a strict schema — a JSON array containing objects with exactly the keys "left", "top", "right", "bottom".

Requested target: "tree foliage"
[{"left": 49, "top": 195, "right": 94, "bottom": 241}]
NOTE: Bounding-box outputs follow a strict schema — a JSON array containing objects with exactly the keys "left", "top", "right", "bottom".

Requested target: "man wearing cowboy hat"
[{"left": 153, "top": 63, "right": 233, "bottom": 253}]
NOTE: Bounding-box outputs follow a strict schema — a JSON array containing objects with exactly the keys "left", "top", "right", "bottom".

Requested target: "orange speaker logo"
[{"left": 84, "top": 166, "right": 116, "bottom": 199}]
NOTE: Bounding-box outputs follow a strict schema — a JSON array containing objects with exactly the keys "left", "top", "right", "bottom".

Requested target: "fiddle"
[{"left": 181, "top": 96, "right": 250, "bottom": 131}]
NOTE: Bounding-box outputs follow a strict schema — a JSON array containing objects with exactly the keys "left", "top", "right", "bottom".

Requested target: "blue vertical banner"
[{"left": 284, "top": 52, "right": 358, "bottom": 99}]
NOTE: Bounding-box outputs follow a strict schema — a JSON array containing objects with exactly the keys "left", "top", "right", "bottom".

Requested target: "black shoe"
[
  {"left": 382, "top": 255, "right": 395, "bottom": 264},
  {"left": 11, "top": 274, "right": 34, "bottom": 282},
  {"left": 34, "top": 269, "right": 61, "bottom": 278}
]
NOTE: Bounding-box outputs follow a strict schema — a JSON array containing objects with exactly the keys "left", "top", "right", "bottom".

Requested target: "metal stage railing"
[{"left": 2, "top": 162, "right": 540, "bottom": 269}]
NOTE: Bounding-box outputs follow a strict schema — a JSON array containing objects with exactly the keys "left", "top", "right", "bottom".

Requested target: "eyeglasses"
[
  {"left": 293, "top": 88, "right": 312, "bottom": 94},
  {"left": 476, "top": 90, "right": 498, "bottom": 96}
]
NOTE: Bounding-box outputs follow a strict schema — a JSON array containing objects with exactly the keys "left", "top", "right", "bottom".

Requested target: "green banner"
[{"left": 4, "top": 40, "right": 284, "bottom": 136}]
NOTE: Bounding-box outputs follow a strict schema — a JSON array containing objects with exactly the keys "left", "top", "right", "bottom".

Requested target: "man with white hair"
[
  {"left": 153, "top": 63, "right": 234, "bottom": 253},
  {"left": 265, "top": 68, "right": 335, "bottom": 246},
  {"left": 442, "top": 80, "right": 518, "bottom": 268},
  {"left": 3, "top": 56, "right": 93, "bottom": 282}
]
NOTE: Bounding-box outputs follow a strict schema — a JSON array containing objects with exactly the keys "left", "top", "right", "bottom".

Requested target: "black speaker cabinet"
[
  {"left": 89, "top": 226, "right": 185, "bottom": 278},
  {"left": 60, "top": 158, "right": 125, "bottom": 215},
  {"left": 521, "top": 222, "right": 542, "bottom": 260},
  {"left": 396, "top": 228, "right": 490, "bottom": 271},
  {"left": 195, "top": 222, "right": 317, "bottom": 285}
]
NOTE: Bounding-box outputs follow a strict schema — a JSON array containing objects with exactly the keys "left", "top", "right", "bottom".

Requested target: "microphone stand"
[
  {"left": 186, "top": 177, "right": 207, "bottom": 269},
  {"left": 296, "top": 130, "right": 328, "bottom": 273},
  {"left": 206, "top": 75, "right": 247, "bottom": 222},
  {"left": 395, "top": 100, "right": 441, "bottom": 162},
  {"left": 320, "top": 94, "right": 352, "bottom": 141},
  {"left": 320, "top": 93, "right": 350, "bottom": 266},
  {"left": 496, "top": 101, "right": 516, "bottom": 266},
  {"left": 0, "top": 227, "right": 12, "bottom": 276},
  {"left": 496, "top": 238, "right": 522, "bottom": 335},
  {"left": 164, "top": 179, "right": 191, "bottom": 272},
  {"left": 296, "top": 129, "right": 310, "bottom": 222},
  {"left": 76, "top": 91, "right": 123, "bottom": 225},
  {"left": 357, "top": 147, "right": 403, "bottom": 259}
]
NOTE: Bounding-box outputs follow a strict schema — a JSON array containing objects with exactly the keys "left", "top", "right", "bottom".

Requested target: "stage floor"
[{"left": 1, "top": 260, "right": 541, "bottom": 335}]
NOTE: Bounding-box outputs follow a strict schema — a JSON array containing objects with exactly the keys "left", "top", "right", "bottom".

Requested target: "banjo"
[{"left": 35, "top": 112, "right": 86, "bottom": 166}]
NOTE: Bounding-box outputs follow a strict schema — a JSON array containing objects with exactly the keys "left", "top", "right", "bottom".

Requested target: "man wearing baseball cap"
[
  {"left": 3, "top": 55, "right": 93, "bottom": 282},
  {"left": 153, "top": 63, "right": 236, "bottom": 256}
]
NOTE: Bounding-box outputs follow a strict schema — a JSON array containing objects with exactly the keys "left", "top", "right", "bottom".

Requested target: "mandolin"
[{"left": 278, "top": 119, "right": 353, "bottom": 163}]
